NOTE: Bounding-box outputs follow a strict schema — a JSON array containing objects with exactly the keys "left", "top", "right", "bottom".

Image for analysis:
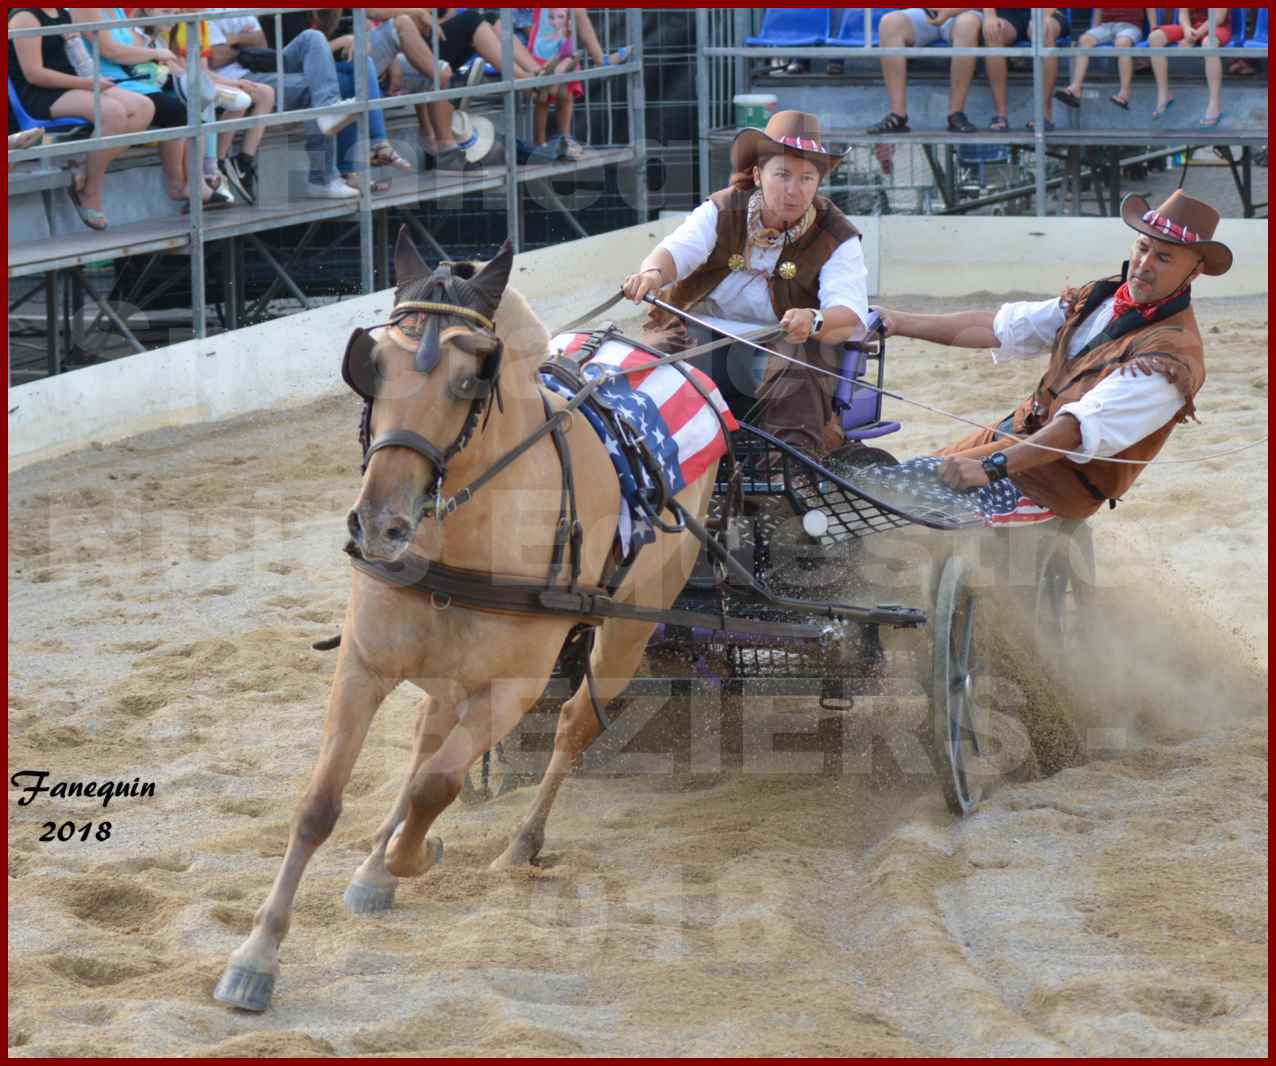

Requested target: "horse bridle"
[{"left": 343, "top": 296, "right": 505, "bottom": 509}]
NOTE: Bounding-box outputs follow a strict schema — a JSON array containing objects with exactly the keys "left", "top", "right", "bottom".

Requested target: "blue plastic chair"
[
  {"left": 746, "top": 8, "right": 831, "bottom": 47},
  {"left": 1243, "top": 7, "right": 1267, "bottom": 45},
  {"left": 8, "top": 78, "right": 92, "bottom": 135},
  {"left": 833, "top": 8, "right": 891, "bottom": 47}
]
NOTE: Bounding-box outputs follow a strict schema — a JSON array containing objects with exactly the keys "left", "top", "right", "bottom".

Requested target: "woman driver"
[{"left": 621, "top": 110, "right": 867, "bottom": 457}]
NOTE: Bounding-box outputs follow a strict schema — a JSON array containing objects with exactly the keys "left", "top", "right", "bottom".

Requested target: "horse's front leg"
[
  {"left": 214, "top": 650, "right": 395, "bottom": 1011},
  {"left": 344, "top": 692, "right": 459, "bottom": 913},
  {"left": 384, "top": 678, "right": 538, "bottom": 877}
]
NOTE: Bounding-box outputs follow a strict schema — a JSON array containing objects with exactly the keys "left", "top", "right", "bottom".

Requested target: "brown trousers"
[{"left": 640, "top": 317, "right": 843, "bottom": 457}]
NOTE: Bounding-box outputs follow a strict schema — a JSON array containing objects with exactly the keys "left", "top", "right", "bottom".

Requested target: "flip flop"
[
  {"left": 1053, "top": 87, "right": 1082, "bottom": 109},
  {"left": 1152, "top": 98, "right": 1175, "bottom": 119},
  {"left": 1109, "top": 94, "right": 1130, "bottom": 110},
  {"left": 68, "top": 175, "right": 107, "bottom": 231},
  {"left": 1199, "top": 112, "right": 1223, "bottom": 127},
  {"left": 988, "top": 115, "right": 1009, "bottom": 132}
]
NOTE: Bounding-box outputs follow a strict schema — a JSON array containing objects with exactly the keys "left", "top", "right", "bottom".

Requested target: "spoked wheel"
[
  {"left": 1033, "top": 521, "right": 1096, "bottom": 658},
  {"left": 930, "top": 553, "right": 986, "bottom": 816}
]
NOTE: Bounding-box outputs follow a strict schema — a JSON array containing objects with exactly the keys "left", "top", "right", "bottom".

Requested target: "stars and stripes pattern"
[
  {"left": 541, "top": 332, "right": 739, "bottom": 554},
  {"left": 853, "top": 456, "right": 1058, "bottom": 528}
]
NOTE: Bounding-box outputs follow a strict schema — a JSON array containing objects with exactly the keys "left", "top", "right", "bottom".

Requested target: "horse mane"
[{"left": 492, "top": 285, "right": 551, "bottom": 372}]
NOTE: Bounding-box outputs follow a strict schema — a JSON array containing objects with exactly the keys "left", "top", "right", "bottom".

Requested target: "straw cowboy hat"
[
  {"left": 731, "top": 110, "right": 845, "bottom": 178},
  {"left": 1121, "top": 190, "right": 1233, "bottom": 276},
  {"left": 451, "top": 112, "right": 501, "bottom": 165}
]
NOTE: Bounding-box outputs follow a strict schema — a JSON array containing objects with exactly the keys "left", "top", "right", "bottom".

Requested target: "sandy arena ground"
[{"left": 7, "top": 285, "right": 1267, "bottom": 1056}]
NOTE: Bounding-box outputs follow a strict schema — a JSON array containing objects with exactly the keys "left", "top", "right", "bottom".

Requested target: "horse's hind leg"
[
  {"left": 344, "top": 692, "right": 459, "bottom": 913},
  {"left": 490, "top": 618, "right": 650, "bottom": 870},
  {"left": 215, "top": 652, "right": 394, "bottom": 1012}
]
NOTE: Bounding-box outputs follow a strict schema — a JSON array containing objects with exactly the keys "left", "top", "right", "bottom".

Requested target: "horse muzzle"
[{"left": 346, "top": 498, "right": 428, "bottom": 562}]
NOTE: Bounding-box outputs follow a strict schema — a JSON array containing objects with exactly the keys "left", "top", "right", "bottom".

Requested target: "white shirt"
[
  {"left": 991, "top": 295, "right": 1187, "bottom": 463},
  {"left": 208, "top": 15, "right": 262, "bottom": 80},
  {"left": 657, "top": 198, "right": 869, "bottom": 332}
]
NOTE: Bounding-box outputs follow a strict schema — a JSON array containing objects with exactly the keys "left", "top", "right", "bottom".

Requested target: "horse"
[{"left": 214, "top": 228, "right": 718, "bottom": 1012}]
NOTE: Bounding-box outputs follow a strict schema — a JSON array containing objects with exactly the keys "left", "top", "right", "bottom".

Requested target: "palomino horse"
[{"left": 214, "top": 229, "right": 716, "bottom": 1011}]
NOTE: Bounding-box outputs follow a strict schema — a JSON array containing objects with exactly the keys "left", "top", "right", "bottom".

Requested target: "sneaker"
[
  {"left": 946, "top": 110, "right": 976, "bottom": 133},
  {"left": 316, "top": 103, "right": 357, "bottom": 137},
  {"left": 214, "top": 85, "right": 252, "bottom": 111},
  {"left": 306, "top": 176, "right": 360, "bottom": 198},
  {"left": 206, "top": 175, "right": 236, "bottom": 208},
  {"left": 224, "top": 152, "right": 257, "bottom": 203}
]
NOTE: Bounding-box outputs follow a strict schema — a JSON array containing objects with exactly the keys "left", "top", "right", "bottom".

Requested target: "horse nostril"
[
  {"left": 347, "top": 510, "right": 363, "bottom": 541},
  {"left": 384, "top": 519, "right": 410, "bottom": 544}
]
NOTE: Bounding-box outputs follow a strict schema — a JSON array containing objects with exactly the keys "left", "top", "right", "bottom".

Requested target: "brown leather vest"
[
  {"left": 950, "top": 273, "right": 1207, "bottom": 519},
  {"left": 646, "top": 186, "right": 860, "bottom": 331}
]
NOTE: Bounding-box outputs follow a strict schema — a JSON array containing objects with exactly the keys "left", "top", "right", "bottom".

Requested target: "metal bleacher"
[
  {"left": 7, "top": 8, "right": 645, "bottom": 381},
  {"left": 697, "top": 8, "right": 1267, "bottom": 217}
]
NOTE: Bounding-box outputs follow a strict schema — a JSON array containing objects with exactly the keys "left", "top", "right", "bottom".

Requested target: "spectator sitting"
[
  {"left": 1054, "top": 8, "right": 1154, "bottom": 114},
  {"left": 206, "top": 9, "right": 359, "bottom": 200},
  {"left": 135, "top": 8, "right": 264, "bottom": 206},
  {"left": 976, "top": 8, "right": 1071, "bottom": 131},
  {"left": 8, "top": 6, "right": 156, "bottom": 229},
  {"left": 867, "top": 8, "right": 986, "bottom": 134},
  {"left": 500, "top": 7, "right": 630, "bottom": 69},
  {"left": 74, "top": 7, "right": 239, "bottom": 209},
  {"left": 264, "top": 9, "right": 414, "bottom": 192},
  {"left": 1147, "top": 8, "right": 1231, "bottom": 125},
  {"left": 337, "top": 9, "right": 498, "bottom": 172},
  {"left": 526, "top": 8, "right": 584, "bottom": 160}
]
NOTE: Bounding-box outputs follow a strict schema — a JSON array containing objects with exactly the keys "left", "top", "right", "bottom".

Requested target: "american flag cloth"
[
  {"left": 541, "top": 332, "right": 739, "bottom": 558},
  {"left": 854, "top": 456, "right": 1058, "bottom": 527},
  {"left": 1142, "top": 209, "right": 1200, "bottom": 244},
  {"left": 776, "top": 134, "right": 828, "bottom": 154}
]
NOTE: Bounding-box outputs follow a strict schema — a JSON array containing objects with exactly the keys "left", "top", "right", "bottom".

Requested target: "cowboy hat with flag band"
[
  {"left": 1121, "top": 190, "right": 1233, "bottom": 276},
  {"left": 731, "top": 110, "right": 846, "bottom": 179}
]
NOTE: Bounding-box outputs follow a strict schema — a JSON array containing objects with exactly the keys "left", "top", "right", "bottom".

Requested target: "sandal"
[
  {"left": 1026, "top": 117, "right": 1055, "bottom": 132},
  {"left": 600, "top": 46, "right": 630, "bottom": 67},
  {"left": 1198, "top": 112, "right": 1224, "bottom": 128},
  {"left": 1152, "top": 98, "right": 1175, "bottom": 119},
  {"left": 867, "top": 111, "right": 909, "bottom": 134},
  {"left": 369, "top": 143, "right": 413, "bottom": 171},
  {"left": 343, "top": 172, "right": 392, "bottom": 194},
  {"left": 68, "top": 175, "right": 107, "bottom": 231},
  {"left": 555, "top": 134, "right": 586, "bottom": 161},
  {"left": 1053, "top": 87, "right": 1082, "bottom": 109},
  {"left": 1109, "top": 93, "right": 1130, "bottom": 110},
  {"left": 988, "top": 114, "right": 1009, "bottom": 132}
]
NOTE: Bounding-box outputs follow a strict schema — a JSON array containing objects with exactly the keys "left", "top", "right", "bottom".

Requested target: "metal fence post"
[
  {"left": 629, "top": 8, "right": 649, "bottom": 223},
  {"left": 1031, "top": 8, "right": 1046, "bottom": 215},
  {"left": 501, "top": 17, "right": 520, "bottom": 253},
  {"left": 185, "top": 14, "right": 206, "bottom": 339},
  {"left": 354, "top": 9, "right": 373, "bottom": 294},
  {"left": 695, "top": 8, "right": 711, "bottom": 201}
]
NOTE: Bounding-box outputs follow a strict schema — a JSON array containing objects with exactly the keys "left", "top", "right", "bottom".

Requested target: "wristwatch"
[
  {"left": 981, "top": 451, "right": 1009, "bottom": 482},
  {"left": 809, "top": 308, "right": 825, "bottom": 337}
]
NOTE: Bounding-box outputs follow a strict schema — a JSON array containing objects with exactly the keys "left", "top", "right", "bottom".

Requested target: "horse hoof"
[
  {"left": 343, "top": 879, "right": 397, "bottom": 913},
  {"left": 213, "top": 965, "right": 275, "bottom": 1012}
]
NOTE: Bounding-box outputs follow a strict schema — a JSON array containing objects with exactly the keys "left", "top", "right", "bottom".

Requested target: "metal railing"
[
  {"left": 8, "top": 8, "right": 645, "bottom": 337},
  {"left": 695, "top": 8, "right": 1268, "bottom": 213}
]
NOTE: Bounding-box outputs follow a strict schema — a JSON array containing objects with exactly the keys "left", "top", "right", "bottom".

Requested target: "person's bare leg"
[
  {"left": 1149, "top": 30, "right": 1175, "bottom": 111},
  {"left": 533, "top": 96, "right": 549, "bottom": 144},
  {"left": 1034, "top": 18, "right": 1059, "bottom": 119},
  {"left": 241, "top": 82, "right": 272, "bottom": 155},
  {"left": 572, "top": 8, "right": 605, "bottom": 65},
  {"left": 50, "top": 93, "right": 135, "bottom": 211},
  {"left": 471, "top": 20, "right": 538, "bottom": 78},
  {"left": 425, "top": 64, "right": 458, "bottom": 152},
  {"left": 394, "top": 14, "right": 448, "bottom": 84},
  {"left": 1202, "top": 54, "right": 1222, "bottom": 118},
  {"left": 555, "top": 92, "right": 574, "bottom": 138},
  {"left": 1114, "top": 38, "right": 1135, "bottom": 103},
  {"left": 877, "top": 11, "right": 914, "bottom": 116},
  {"left": 949, "top": 11, "right": 982, "bottom": 113},
  {"left": 1064, "top": 31, "right": 1096, "bottom": 94}
]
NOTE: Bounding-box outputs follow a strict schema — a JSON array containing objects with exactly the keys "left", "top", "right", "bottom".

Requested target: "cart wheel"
[
  {"left": 826, "top": 443, "right": 898, "bottom": 473},
  {"left": 930, "top": 553, "right": 985, "bottom": 816},
  {"left": 1034, "top": 521, "right": 1096, "bottom": 657}
]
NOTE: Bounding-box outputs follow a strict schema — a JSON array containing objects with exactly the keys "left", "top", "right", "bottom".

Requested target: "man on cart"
[{"left": 874, "top": 191, "right": 1230, "bottom": 523}]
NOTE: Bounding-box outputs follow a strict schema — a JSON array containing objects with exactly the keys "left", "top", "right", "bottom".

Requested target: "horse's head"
[{"left": 344, "top": 226, "right": 514, "bottom": 562}]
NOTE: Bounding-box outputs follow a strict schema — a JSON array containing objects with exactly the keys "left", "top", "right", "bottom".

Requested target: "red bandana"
[{"left": 1111, "top": 280, "right": 1188, "bottom": 322}]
